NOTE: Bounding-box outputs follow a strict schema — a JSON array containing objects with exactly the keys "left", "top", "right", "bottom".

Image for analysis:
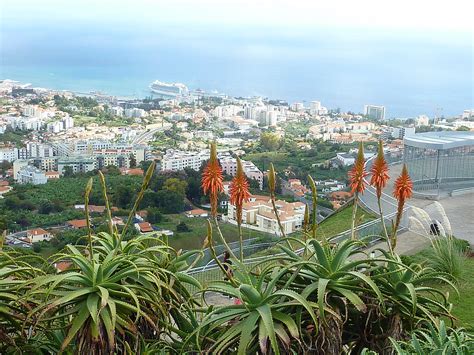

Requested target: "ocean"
[{"left": 1, "top": 25, "right": 472, "bottom": 118}]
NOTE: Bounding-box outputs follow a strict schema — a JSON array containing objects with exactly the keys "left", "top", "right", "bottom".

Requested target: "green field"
[
  {"left": 318, "top": 204, "right": 376, "bottom": 239},
  {"left": 157, "top": 214, "right": 275, "bottom": 251},
  {"left": 448, "top": 257, "right": 474, "bottom": 329}
]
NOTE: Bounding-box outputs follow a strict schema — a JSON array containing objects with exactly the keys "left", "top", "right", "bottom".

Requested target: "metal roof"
[{"left": 404, "top": 132, "right": 474, "bottom": 150}]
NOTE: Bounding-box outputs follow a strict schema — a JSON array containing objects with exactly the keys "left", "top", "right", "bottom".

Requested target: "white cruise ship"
[{"left": 149, "top": 80, "right": 189, "bottom": 98}]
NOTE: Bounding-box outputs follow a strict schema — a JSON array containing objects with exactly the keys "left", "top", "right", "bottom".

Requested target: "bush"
[
  {"left": 32, "top": 243, "right": 42, "bottom": 253},
  {"left": 425, "top": 237, "right": 466, "bottom": 281},
  {"left": 176, "top": 221, "right": 191, "bottom": 233}
]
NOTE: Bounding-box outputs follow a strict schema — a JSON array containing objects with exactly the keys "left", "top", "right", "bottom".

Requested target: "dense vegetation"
[{"left": 1, "top": 162, "right": 472, "bottom": 354}]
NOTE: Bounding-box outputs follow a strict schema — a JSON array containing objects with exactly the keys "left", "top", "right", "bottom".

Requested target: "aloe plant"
[
  {"left": 191, "top": 259, "right": 319, "bottom": 355},
  {"left": 390, "top": 320, "right": 474, "bottom": 354}
]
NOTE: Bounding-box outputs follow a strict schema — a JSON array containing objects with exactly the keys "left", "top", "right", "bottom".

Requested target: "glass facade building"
[{"left": 403, "top": 132, "right": 474, "bottom": 193}]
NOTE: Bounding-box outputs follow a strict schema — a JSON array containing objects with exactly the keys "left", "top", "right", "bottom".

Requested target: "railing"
[{"left": 185, "top": 211, "right": 406, "bottom": 293}]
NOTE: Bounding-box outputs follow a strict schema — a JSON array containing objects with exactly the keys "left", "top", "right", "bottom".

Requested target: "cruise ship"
[{"left": 149, "top": 80, "right": 189, "bottom": 98}]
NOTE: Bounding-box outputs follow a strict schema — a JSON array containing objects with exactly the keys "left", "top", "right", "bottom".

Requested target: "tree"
[
  {"left": 104, "top": 165, "right": 120, "bottom": 175},
  {"left": 456, "top": 126, "right": 470, "bottom": 131},
  {"left": 114, "top": 184, "right": 135, "bottom": 209},
  {"left": 63, "top": 166, "right": 74, "bottom": 177},
  {"left": 163, "top": 178, "right": 188, "bottom": 196},
  {"left": 155, "top": 190, "right": 185, "bottom": 214},
  {"left": 146, "top": 207, "right": 163, "bottom": 224},
  {"left": 260, "top": 132, "right": 281, "bottom": 151},
  {"left": 38, "top": 200, "right": 54, "bottom": 214}
]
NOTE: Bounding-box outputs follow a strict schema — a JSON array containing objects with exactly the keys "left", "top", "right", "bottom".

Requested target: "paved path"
[{"left": 361, "top": 162, "right": 474, "bottom": 244}]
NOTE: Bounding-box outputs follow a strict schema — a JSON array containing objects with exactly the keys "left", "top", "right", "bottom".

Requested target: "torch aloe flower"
[
  {"left": 391, "top": 164, "right": 413, "bottom": 248},
  {"left": 229, "top": 157, "right": 251, "bottom": 261},
  {"left": 370, "top": 140, "right": 390, "bottom": 242},
  {"left": 348, "top": 142, "right": 367, "bottom": 240},
  {"left": 201, "top": 142, "right": 224, "bottom": 217}
]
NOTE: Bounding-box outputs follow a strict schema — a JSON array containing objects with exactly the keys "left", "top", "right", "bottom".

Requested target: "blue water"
[{"left": 1, "top": 23, "right": 472, "bottom": 117}]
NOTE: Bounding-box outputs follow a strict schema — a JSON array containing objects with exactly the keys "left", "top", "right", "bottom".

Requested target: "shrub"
[
  {"left": 425, "top": 237, "right": 466, "bottom": 281},
  {"left": 176, "top": 221, "right": 191, "bottom": 232}
]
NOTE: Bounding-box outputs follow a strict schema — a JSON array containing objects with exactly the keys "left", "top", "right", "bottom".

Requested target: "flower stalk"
[
  {"left": 391, "top": 164, "right": 413, "bottom": 249},
  {"left": 348, "top": 142, "right": 368, "bottom": 240},
  {"left": 370, "top": 141, "right": 391, "bottom": 248},
  {"left": 229, "top": 157, "right": 250, "bottom": 262}
]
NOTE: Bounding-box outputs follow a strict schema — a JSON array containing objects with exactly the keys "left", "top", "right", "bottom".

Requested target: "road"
[{"left": 132, "top": 122, "right": 172, "bottom": 144}]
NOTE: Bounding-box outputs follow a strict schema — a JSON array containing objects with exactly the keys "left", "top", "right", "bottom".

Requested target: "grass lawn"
[
  {"left": 317, "top": 204, "right": 376, "bottom": 239},
  {"left": 448, "top": 257, "right": 474, "bottom": 330},
  {"left": 158, "top": 214, "right": 275, "bottom": 251}
]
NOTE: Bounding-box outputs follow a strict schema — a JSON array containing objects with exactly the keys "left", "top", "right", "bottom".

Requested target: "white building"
[
  {"left": 336, "top": 153, "right": 356, "bottom": 166},
  {"left": 461, "top": 109, "right": 474, "bottom": 120},
  {"left": 219, "top": 156, "right": 264, "bottom": 189},
  {"left": 161, "top": 149, "right": 209, "bottom": 171},
  {"left": 415, "top": 115, "right": 430, "bottom": 127},
  {"left": 227, "top": 196, "right": 305, "bottom": 236},
  {"left": 290, "top": 102, "right": 305, "bottom": 112},
  {"left": 22, "top": 105, "right": 39, "bottom": 117},
  {"left": 26, "top": 228, "right": 52, "bottom": 243},
  {"left": 16, "top": 165, "right": 48, "bottom": 185},
  {"left": 364, "top": 105, "right": 385, "bottom": 120},
  {"left": 0, "top": 148, "right": 18, "bottom": 163},
  {"left": 27, "top": 142, "right": 55, "bottom": 158},
  {"left": 57, "top": 157, "right": 96, "bottom": 175},
  {"left": 110, "top": 106, "right": 124, "bottom": 117},
  {"left": 391, "top": 126, "right": 416, "bottom": 139},
  {"left": 62, "top": 116, "right": 74, "bottom": 130},
  {"left": 124, "top": 108, "right": 146, "bottom": 118},
  {"left": 13, "top": 160, "right": 29, "bottom": 180}
]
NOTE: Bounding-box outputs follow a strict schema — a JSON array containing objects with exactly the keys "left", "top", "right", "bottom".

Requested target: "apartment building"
[
  {"left": 16, "top": 165, "right": 48, "bottom": 185},
  {"left": 161, "top": 149, "right": 209, "bottom": 171},
  {"left": 227, "top": 195, "right": 305, "bottom": 236},
  {"left": 219, "top": 156, "right": 263, "bottom": 189},
  {"left": 57, "top": 157, "right": 96, "bottom": 175}
]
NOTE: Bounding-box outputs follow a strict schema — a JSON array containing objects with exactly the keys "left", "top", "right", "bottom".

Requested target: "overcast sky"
[{"left": 2, "top": 0, "right": 473, "bottom": 36}]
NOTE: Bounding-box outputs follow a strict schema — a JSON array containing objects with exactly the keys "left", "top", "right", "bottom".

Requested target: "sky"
[
  {"left": 2, "top": 0, "right": 473, "bottom": 35},
  {"left": 1, "top": 1, "right": 472, "bottom": 116}
]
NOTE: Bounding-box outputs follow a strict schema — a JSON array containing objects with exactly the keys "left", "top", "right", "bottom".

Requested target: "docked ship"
[{"left": 149, "top": 80, "right": 189, "bottom": 98}]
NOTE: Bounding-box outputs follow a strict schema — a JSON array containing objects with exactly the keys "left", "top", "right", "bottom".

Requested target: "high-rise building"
[
  {"left": 310, "top": 101, "right": 321, "bottom": 115},
  {"left": 364, "top": 105, "right": 385, "bottom": 120}
]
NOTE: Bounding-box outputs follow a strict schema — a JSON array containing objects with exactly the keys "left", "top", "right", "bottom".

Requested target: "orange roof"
[
  {"left": 0, "top": 186, "right": 10, "bottom": 193},
  {"left": 137, "top": 222, "right": 153, "bottom": 233},
  {"left": 120, "top": 168, "right": 144, "bottom": 176},
  {"left": 0, "top": 180, "right": 9, "bottom": 186},
  {"left": 67, "top": 219, "right": 88, "bottom": 229},
  {"left": 27, "top": 228, "right": 49, "bottom": 236},
  {"left": 45, "top": 171, "right": 59, "bottom": 177}
]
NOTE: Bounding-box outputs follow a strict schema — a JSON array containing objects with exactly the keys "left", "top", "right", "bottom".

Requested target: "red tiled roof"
[
  {"left": 27, "top": 228, "right": 49, "bottom": 236},
  {"left": 0, "top": 180, "right": 9, "bottom": 186},
  {"left": 137, "top": 222, "right": 153, "bottom": 233},
  {"left": 67, "top": 219, "right": 88, "bottom": 229}
]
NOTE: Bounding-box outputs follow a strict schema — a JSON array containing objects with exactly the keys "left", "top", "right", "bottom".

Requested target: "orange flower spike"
[
  {"left": 201, "top": 142, "right": 224, "bottom": 217},
  {"left": 370, "top": 140, "right": 390, "bottom": 198},
  {"left": 393, "top": 164, "right": 413, "bottom": 202},
  {"left": 348, "top": 142, "right": 368, "bottom": 194},
  {"left": 229, "top": 157, "right": 251, "bottom": 223}
]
